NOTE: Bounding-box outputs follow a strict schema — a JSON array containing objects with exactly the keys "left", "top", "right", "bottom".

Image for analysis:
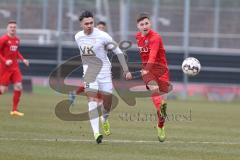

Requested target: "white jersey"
[{"left": 75, "top": 28, "right": 122, "bottom": 82}]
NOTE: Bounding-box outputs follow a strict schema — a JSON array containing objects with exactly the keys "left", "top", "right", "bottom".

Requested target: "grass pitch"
[{"left": 0, "top": 86, "right": 240, "bottom": 160}]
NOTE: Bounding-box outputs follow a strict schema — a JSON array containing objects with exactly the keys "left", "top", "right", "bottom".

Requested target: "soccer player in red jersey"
[
  {"left": 0, "top": 20, "right": 29, "bottom": 116},
  {"left": 135, "top": 13, "right": 171, "bottom": 142}
]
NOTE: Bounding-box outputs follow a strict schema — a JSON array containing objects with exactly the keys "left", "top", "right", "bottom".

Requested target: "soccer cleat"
[
  {"left": 94, "top": 133, "right": 103, "bottom": 144},
  {"left": 68, "top": 91, "right": 76, "bottom": 106},
  {"left": 160, "top": 103, "right": 167, "bottom": 118},
  {"left": 157, "top": 127, "right": 166, "bottom": 142},
  {"left": 10, "top": 111, "right": 24, "bottom": 117},
  {"left": 102, "top": 120, "right": 111, "bottom": 136}
]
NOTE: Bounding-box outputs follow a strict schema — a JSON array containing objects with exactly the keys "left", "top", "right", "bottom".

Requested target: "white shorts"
[{"left": 84, "top": 75, "right": 113, "bottom": 94}]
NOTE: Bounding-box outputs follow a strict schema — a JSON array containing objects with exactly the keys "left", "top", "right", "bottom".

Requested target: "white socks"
[
  {"left": 88, "top": 101, "right": 99, "bottom": 135},
  {"left": 88, "top": 100, "right": 110, "bottom": 135}
]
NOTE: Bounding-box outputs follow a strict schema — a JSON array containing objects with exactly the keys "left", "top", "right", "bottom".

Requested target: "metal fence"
[{"left": 0, "top": 0, "right": 240, "bottom": 50}]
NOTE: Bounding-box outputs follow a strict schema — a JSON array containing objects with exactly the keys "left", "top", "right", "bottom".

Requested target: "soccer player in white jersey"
[
  {"left": 75, "top": 10, "right": 132, "bottom": 144},
  {"left": 68, "top": 21, "right": 108, "bottom": 104}
]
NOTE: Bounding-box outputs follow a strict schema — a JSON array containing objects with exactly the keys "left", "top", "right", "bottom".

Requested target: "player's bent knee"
[
  {"left": 13, "top": 83, "right": 23, "bottom": 91},
  {"left": 0, "top": 85, "right": 8, "bottom": 93},
  {"left": 0, "top": 87, "right": 6, "bottom": 94},
  {"left": 147, "top": 85, "right": 159, "bottom": 93},
  {"left": 147, "top": 80, "right": 160, "bottom": 93},
  {"left": 14, "top": 86, "right": 22, "bottom": 91}
]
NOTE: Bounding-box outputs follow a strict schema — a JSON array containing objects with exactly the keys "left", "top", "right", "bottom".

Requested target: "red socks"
[
  {"left": 151, "top": 93, "right": 165, "bottom": 128},
  {"left": 13, "top": 90, "right": 22, "bottom": 111},
  {"left": 76, "top": 85, "right": 85, "bottom": 95},
  {"left": 151, "top": 93, "right": 162, "bottom": 110}
]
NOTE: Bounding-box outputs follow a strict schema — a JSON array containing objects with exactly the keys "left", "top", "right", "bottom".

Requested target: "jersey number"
[{"left": 85, "top": 83, "right": 90, "bottom": 88}]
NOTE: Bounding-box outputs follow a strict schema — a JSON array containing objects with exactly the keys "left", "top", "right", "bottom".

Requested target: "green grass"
[{"left": 0, "top": 86, "right": 240, "bottom": 160}]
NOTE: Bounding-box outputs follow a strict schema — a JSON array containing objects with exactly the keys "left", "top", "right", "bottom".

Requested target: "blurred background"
[{"left": 0, "top": 0, "right": 240, "bottom": 101}]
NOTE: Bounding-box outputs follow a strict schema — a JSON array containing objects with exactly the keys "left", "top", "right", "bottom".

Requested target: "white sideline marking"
[{"left": 0, "top": 137, "right": 239, "bottom": 145}]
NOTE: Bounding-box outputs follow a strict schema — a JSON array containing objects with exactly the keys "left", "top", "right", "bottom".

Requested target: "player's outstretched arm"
[
  {"left": 115, "top": 53, "right": 132, "bottom": 80},
  {"left": 104, "top": 33, "right": 132, "bottom": 80},
  {"left": 23, "top": 59, "right": 29, "bottom": 67},
  {"left": 17, "top": 51, "right": 29, "bottom": 67}
]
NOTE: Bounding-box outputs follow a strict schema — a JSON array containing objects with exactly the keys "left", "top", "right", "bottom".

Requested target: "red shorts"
[
  {"left": 0, "top": 69, "right": 22, "bottom": 86},
  {"left": 142, "top": 71, "right": 171, "bottom": 94}
]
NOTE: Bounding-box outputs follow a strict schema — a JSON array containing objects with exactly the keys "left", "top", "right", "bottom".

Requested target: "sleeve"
[
  {"left": 75, "top": 32, "right": 82, "bottom": 51},
  {"left": 145, "top": 36, "right": 163, "bottom": 71},
  {"left": 104, "top": 33, "right": 123, "bottom": 54},
  {"left": 0, "top": 37, "right": 6, "bottom": 63},
  {"left": 17, "top": 51, "right": 24, "bottom": 61},
  {"left": 104, "top": 33, "right": 129, "bottom": 73},
  {"left": 0, "top": 54, "right": 5, "bottom": 63},
  {"left": 17, "top": 39, "right": 24, "bottom": 61}
]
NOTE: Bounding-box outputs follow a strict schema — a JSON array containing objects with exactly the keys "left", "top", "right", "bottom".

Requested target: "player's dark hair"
[
  {"left": 137, "top": 12, "right": 150, "bottom": 23},
  {"left": 8, "top": 20, "right": 17, "bottom": 24},
  {"left": 79, "top": 10, "right": 94, "bottom": 21},
  {"left": 97, "top": 21, "right": 106, "bottom": 26}
]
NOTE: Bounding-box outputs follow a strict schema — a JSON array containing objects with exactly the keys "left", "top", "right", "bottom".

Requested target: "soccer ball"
[{"left": 182, "top": 57, "right": 201, "bottom": 76}]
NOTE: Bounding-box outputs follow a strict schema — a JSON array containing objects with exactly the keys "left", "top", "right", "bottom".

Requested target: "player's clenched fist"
[
  {"left": 23, "top": 59, "right": 29, "bottom": 67},
  {"left": 5, "top": 59, "right": 13, "bottom": 66},
  {"left": 125, "top": 71, "right": 132, "bottom": 80}
]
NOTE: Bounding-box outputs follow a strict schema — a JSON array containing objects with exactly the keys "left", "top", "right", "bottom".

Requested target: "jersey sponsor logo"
[
  {"left": 10, "top": 45, "right": 18, "bottom": 52},
  {"left": 80, "top": 45, "right": 95, "bottom": 56},
  {"left": 138, "top": 46, "right": 149, "bottom": 53}
]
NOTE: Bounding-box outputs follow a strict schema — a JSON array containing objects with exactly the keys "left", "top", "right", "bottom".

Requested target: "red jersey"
[
  {"left": 135, "top": 30, "right": 168, "bottom": 72},
  {"left": 0, "top": 34, "right": 24, "bottom": 71}
]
